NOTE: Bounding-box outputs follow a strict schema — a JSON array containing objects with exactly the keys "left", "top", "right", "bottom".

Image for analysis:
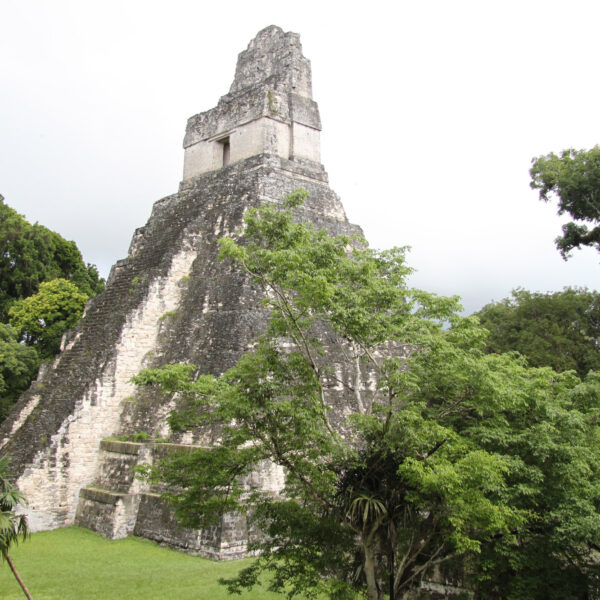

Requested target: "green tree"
[
  {"left": 530, "top": 146, "right": 600, "bottom": 258},
  {"left": 0, "top": 194, "right": 104, "bottom": 322},
  {"left": 134, "top": 192, "right": 600, "bottom": 600},
  {"left": 467, "top": 367, "right": 600, "bottom": 599},
  {"left": 9, "top": 278, "right": 89, "bottom": 360},
  {"left": 475, "top": 288, "right": 600, "bottom": 378},
  {"left": 0, "top": 324, "right": 40, "bottom": 421},
  {"left": 0, "top": 196, "right": 104, "bottom": 422},
  {"left": 0, "top": 457, "right": 32, "bottom": 600}
]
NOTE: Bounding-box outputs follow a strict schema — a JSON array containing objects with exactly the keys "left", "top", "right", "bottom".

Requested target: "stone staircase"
[
  {"left": 75, "top": 440, "right": 151, "bottom": 539},
  {"left": 74, "top": 439, "right": 250, "bottom": 559}
]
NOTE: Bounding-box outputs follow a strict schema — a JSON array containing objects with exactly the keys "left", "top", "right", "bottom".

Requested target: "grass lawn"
[{"left": 0, "top": 526, "right": 287, "bottom": 600}]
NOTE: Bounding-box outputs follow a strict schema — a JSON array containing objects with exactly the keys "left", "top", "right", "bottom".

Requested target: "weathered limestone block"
[
  {"left": 133, "top": 493, "right": 236, "bottom": 559},
  {"left": 75, "top": 488, "right": 140, "bottom": 540}
]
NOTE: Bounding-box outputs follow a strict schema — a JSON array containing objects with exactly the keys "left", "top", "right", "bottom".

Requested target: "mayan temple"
[{"left": 0, "top": 26, "right": 364, "bottom": 558}]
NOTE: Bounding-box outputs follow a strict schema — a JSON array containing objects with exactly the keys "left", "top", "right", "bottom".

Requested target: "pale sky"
[{"left": 1, "top": 0, "right": 599, "bottom": 314}]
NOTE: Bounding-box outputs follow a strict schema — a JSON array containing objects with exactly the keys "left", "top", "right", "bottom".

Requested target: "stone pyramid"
[{"left": 0, "top": 25, "right": 362, "bottom": 558}]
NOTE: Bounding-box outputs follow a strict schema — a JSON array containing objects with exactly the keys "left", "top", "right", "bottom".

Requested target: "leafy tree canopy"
[
  {"left": 475, "top": 287, "right": 600, "bottom": 378},
  {"left": 9, "top": 278, "right": 89, "bottom": 360},
  {"left": 530, "top": 146, "right": 600, "bottom": 258},
  {"left": 0, "top": 195, "right": 104, "bottom": 322},
  {"left": 134, "top": 191, "right": 600, "bottom": 600},
  {"left": 0, "top": 324, "right": 39, "bottom": 422}
]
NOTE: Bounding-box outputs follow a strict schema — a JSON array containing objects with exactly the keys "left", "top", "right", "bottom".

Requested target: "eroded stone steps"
[
  {"left": 74, "top": 440, "right": 148, "bottom": 538},
  {"left": 74, "top": 439, "right": 248, "bottom": 558}
]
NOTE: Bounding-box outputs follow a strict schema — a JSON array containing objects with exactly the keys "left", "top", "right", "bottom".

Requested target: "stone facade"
[
  {"left": 0, "top": 26, "right": 362, "bottom": 558},
  {"left": 182, "top": 27, "right": 321, "bottom": 179}
]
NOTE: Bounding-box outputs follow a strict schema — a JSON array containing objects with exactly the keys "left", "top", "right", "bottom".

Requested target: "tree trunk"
[
  {"left": 363, "top": 541, "right": 381, "bottom": 600},
  {"left": 389, "top": 548, "right": 395, "bottom": 600},
  {"left": 353, "top": 350, "right": 366, "bottom": 414},
  {"left": 3, "top": 551, "right": 33, "bottom": 600}
]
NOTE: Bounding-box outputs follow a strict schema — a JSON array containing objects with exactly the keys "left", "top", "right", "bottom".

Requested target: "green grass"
[{"left": 0, "top": 527, "right": 285, "bottom": 600}]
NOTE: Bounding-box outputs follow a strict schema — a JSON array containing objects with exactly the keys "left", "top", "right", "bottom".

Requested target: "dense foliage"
[
  {"left": 134, "top": 192, "right": 600, "bottom": 600},
  {"left": 475, "top": 288, "right": 600, "bottom": 378},
  {"left": 0, "top": 325, "right": 39, "bottom": 422},
  {"left": 0, "top": 195, "right": 104, "bottom": 322},
  {"left": 8, "top": 278, "right": 89, "bottom": 360},
  {"left": 530, "top": 146, "right": 600, "bottom": 258},
  {"left": 0, "top": 195, "right": 105, "bottom": 421}
]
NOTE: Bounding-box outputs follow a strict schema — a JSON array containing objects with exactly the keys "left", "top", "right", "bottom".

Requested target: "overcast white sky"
[{"left": 1, "top": 0, "right": 599, "bottom": 314}]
